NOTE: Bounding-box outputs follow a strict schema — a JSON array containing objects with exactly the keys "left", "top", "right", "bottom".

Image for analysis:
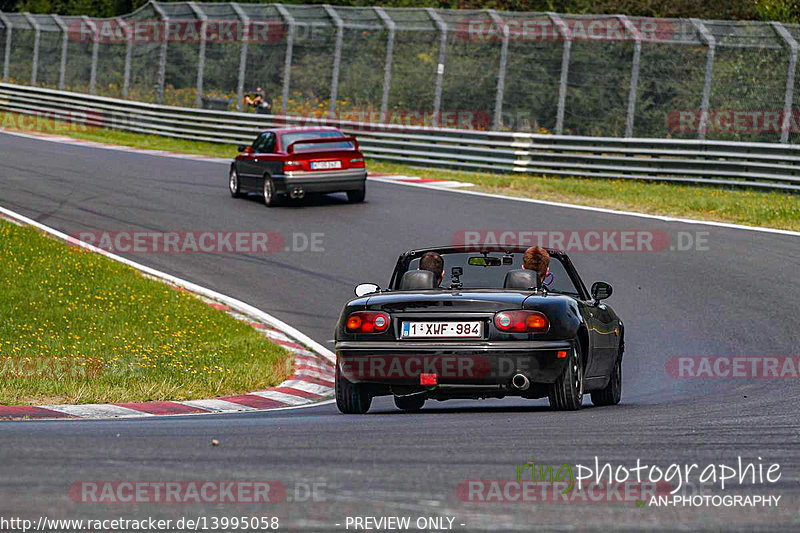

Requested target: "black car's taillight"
[
  {"left": 346, "top": 311, "right": 390, "bottom": 333},
  {"left": 494, "top": 311, "right": 549, "bottom": 333}
]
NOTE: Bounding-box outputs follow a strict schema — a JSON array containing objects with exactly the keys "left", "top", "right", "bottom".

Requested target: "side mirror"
[
  {"left": 354, "top": 283, "right": 380, "bottom": 297},
  {"left": 591, "top": 281, "right": 613, "bottom": 301}
]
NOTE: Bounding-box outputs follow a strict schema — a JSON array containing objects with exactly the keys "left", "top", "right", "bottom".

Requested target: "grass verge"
[
  {"left": 1, "top": 112, "right": 798, "bottom": 231},
  {"left": 0, "top": 218, "right": 291, "bottom": 405}
]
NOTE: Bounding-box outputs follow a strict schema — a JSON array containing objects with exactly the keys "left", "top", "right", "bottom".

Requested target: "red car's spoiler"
[{"left": 286, "top": 136, "right": 359, "bottom": 154}]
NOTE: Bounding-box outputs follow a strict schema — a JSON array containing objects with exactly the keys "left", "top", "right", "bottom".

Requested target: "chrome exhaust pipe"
[
  {"left": 290, "top": 188, "right": 305, "bottom": 199},
  {"left": 511, "top": 373, "right": 530, "bottom": 391}
]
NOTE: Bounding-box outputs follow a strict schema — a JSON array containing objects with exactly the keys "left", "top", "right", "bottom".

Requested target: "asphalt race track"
[{"left": 1, "top": 132, "right": 799, "bottom": 532}]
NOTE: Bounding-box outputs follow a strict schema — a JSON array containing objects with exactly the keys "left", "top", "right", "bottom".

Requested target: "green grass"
[
  {"left": 0, "top": 219, "right": 291, "bottom": 405},
  {"left": 2, "top": 111, "right": 799, "bottom": 231}
]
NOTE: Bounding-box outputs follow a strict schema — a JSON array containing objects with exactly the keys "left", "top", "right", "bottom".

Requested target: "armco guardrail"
[{"left": 1, "top": 82, "right": 799, "bottom": 192}]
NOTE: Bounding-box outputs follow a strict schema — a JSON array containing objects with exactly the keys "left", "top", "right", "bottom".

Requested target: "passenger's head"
[
  {"left": 419, "top": 252, "right": 444, "bottom": 286},
  {"left": 522, "top": 246, "right": 550, "bottom": 281}
]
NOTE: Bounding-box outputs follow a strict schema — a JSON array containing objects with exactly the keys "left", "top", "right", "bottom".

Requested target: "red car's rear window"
[{"left": 280, "top": 131, "right": 354, "bottom": 152}]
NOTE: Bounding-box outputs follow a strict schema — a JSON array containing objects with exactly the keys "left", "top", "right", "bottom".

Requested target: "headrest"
[
  {"left": 400, "top": 270, "right": 437, "bottom": 290},
  {"left": 503, "top": 269, "right": 540, "bottom": 290}
]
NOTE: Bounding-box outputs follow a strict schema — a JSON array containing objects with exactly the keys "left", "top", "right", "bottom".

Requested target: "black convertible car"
[{"left": 334, "top": 246, "right": 624, "bottom": 414}]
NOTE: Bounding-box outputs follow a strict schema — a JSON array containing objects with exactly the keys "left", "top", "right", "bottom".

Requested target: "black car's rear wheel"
[
  {"left": 335, "top": 364, "right": 372, "bottom": 414},
  {"left": 346, "top": 185, "right": 365, "bottom": 203},
  {"left": 592, "top": 353, "right": 622, "bottom": 406},
  {"left": 394, "top": 394, "right": 425, "bottom": 412},
  {"left": 229, "top": 168, "right": 242, "bottom": 198},
  {"left": 548, "top": 340, "right": 584, "bottom": 411}
]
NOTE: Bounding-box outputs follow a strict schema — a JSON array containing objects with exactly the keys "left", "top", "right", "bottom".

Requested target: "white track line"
[
  {"left": 3, "top": 129, "right": 795, "bottom": 237},
  {"left": 370, "top": 177, "right": 800, "bottom": 238}
]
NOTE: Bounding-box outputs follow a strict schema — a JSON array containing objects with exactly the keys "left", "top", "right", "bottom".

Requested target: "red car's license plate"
[{"left": 311, "top": 160, "right": 342, "bottom": 170}]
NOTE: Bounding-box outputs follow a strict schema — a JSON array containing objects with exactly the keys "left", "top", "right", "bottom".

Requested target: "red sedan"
[{"left": 229, "top": 127, "right": 367, "bottom": 206}]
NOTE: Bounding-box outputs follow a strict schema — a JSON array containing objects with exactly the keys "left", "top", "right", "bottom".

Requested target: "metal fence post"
[
  {"left": 426, "top": 8, "right": 447, "bottom": 120},
  {"left": 374, "top": 7, "right": 395, "bottom": 123},
  {"left": 487, "top": 10, "right": 509, "bottom": 131},
  {"left": 117, "top": 18, "right": 133, "bottom": 98},
  {"left": 275, "top": 4, "right": 295, "bottom": 115},
  {"left": 0, "top": 12, "right": 12, "bottom": 82},
  {"left": 151, "top": 1, "right": 169, "bottom": 105},
  {"left": 51, "top": 15, "right": 68, "bottom": 90},
  {"left": 22, "top": 13, "right": 40, "bottom": 85},
  {"left": 691, "top": 18, "right": 715, "bottom": 141},
  {"left": 547, "top": 13, "right": 571, "bottom": 135},
  {"left": 771, "top": 22, "right": 798, "bottom": 144},
  {"left": 618, "top": 15, "right": 641, "bottom": 138},
  {"left": 323, "top": 5, "right": 343, "bottom": 117},
  {"left": 230, "top": 3, "right": 249, "bottom": 111},
  {"left": 81, "top": 16, "right": 99, "bottom": 94},
  {"left": 188, "top": 2, "right": 207, "bottom": 107}
]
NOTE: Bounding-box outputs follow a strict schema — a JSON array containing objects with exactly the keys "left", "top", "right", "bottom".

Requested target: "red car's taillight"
[
  {"left": 494, "top": 311, "right": 549, "bottom": 333},
  {"left": 346, "top": 311, "right": 390, "bottom": 333},
  {"left": 283, "top": 160, "right": 301, "bottom": 172},
  {"left": 349, "top": 157, "right": 365, "bottom": 168}
]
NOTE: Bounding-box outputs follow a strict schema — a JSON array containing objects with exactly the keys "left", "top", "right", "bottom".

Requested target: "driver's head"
[
  {"left": 419, "top": 252, "right": 444, "bottom": 286},
  {"left": 523, "top": 246, "right": 550, "bottom": 281}
]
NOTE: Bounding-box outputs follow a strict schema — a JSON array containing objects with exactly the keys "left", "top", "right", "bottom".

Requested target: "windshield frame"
[{"left": 388, "top": 246, "right": 589, "bottom": 299}]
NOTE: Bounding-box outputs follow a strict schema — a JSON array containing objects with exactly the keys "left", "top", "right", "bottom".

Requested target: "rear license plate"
[
  {"left": 401, "top": 321, "right": 482, "bottom": 339},
  {"left": 310, "top": 160, "right": 341, "bottom": 170}
]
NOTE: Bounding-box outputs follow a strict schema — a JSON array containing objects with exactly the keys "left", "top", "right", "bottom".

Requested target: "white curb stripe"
[
  {"left": 293, "top": 368, "right": 334, "bottom": 381},
  {"left": 250, "top": 391, "right": 311, "bottom": 405},
  {"left": 280, "top": 380, "right": 334, "bottom": 395},
  {"left": 263, "top": 329, "right": 294, "bottom": 343},
  {"left": 279, "top": 345, "right": 317, "bottom": 356},
  {"left": 37, "top": 404, "right": 153, "bottom": 418},
  {"left": 179, "top": 399, "right": 257, "bottom": 412},
  {"left": 293, "top": 357, "right": 331, "bottom": 370}
]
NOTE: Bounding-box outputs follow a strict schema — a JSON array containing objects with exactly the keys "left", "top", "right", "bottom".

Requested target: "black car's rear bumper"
[
  {"left": 275, "top": 169, "right": 366, "bottom": 194},
  {"left": 335, "top": 340, "right": 573, "bottom": 386}
]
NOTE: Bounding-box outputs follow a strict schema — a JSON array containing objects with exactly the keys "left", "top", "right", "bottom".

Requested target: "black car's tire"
[
  {"left": 548, "top": 340, "right": 584, "bottom": 411},
  {"left": 229, "top": 168, "right": 242, "bottom": 198},
  {"left": 263, "top": 176, "right": 279, "bottom": 207},
  {"left": 347, "top": 185, "right": 366, "bottom": 203},
  {"left": 335, "top": 365, "right": 372, "bottom": 414},
  {"left": 394, "top": 394, "right": 425, "bottom": 412},
  {"left": 592, "top": 354, "right": 622, "bottom": 406}
]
